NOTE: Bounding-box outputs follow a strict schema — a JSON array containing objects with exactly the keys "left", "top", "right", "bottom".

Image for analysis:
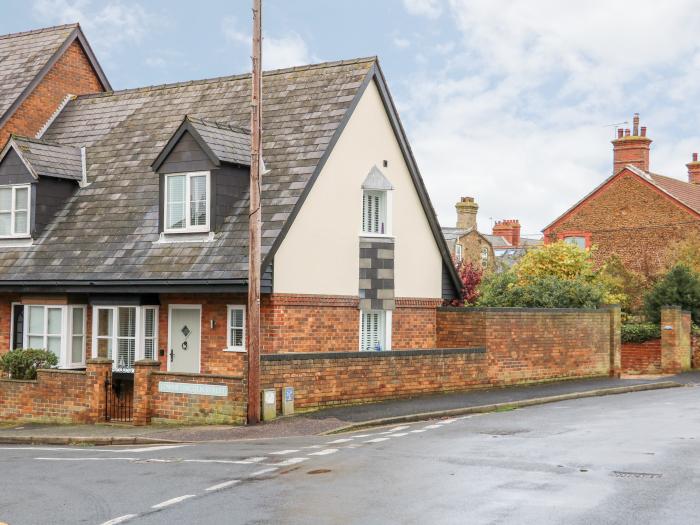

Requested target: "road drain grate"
[{"left": 611, "top": 471, "right": 662, "bottom": 479}]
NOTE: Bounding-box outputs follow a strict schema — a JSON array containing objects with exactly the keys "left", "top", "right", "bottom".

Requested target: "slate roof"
[
  {"left": 0, "top": 58, "right": 377, "bottom": 282},
  {"left": 0, "top": 24, "right": 77, "bottom": 122},
  {"left": 4, "top": 136, "right": 82, "bottom": 180}
]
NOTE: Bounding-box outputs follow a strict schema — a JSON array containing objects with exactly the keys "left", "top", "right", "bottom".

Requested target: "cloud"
[
  {"left": 222, "top": 16, "right": 312, "bottom": 70},
  {"left": 402, "top": 0, "right": 443, "bottom": 18},
  {"left": 399, "top": 0, "right": 700, "bottom": 236},
  {"left": 32, "top": 0, "right": 154, "bottom": 55},
  {"left": 393, "top": 37, "right": 411, "bottom": 49}
]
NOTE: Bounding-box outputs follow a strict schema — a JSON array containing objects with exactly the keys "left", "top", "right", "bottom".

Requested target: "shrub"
[
  {"left": 0, "top": 348, "right": 58, "bottom": 380},
  {"left": 644, "top": 264, "right": 700, "bottom": 324},
  {"left": 621, "top": 323, "right": 661, "bottom": 343},
  {"left": 448, "top": 260, "right": 483, "bottom": 306},
  {"left": 515, "top": 241, "right": 595, "bottom": 284},
  {"left": 596, "top": 255, "right": 647, "bottom": 313}
]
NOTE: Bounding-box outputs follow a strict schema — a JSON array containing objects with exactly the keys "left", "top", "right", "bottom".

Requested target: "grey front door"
[{"left": 169, "top": 306, "right": 201, "bottom": 373}]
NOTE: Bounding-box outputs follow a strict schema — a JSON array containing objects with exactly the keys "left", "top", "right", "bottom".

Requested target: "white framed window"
[
  {"left": 0, "top": 184, "right": 30, "bottom": 238},
  {"left": 164, "top": 171, "right": 210, "bottom": 233},
  {"left": 455, "top": 243, "right": 463, "bottom": 262},
  {"left": 23, "top": 304, "right": 86, "bottom": 369},
  {"left": 360, "top": 310, "right": 391, "bottom": 351},
  {"left": 93, "top": 305, "right": 159, "bottom": 370},
  {"left": 226, "top": 305, "right": 246, "bottom": 352},
  {"left": 362, "top": 190, "right": 390, "bottom": 235},
  {"left": 564, "top": 236, "right": 587, "bottom": 249}
]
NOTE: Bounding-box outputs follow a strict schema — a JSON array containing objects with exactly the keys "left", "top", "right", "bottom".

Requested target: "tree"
[
  {"left": 449, "top": 260, "right": 483, "bottom": 306},
  {"left": 644, "top": 264, "right": 700, "bottom": 323},
  {"left": 596, "top": 255, "right": 647, "bottom": 313},
  {"left": 515, "top": 241, "right": 595, "bottom": 284}
]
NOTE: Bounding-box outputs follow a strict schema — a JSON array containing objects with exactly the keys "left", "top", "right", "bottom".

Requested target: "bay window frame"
[
  {"left": 163, "top": 171, "right": 211, "bottom": 234},
  {"left": 91, "top": 305, "right": 159, "bottom": 371},
  {"left": 22, "top": 304, "right": 87, "bottom": 369}
]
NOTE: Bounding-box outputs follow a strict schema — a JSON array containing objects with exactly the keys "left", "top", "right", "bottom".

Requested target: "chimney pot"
[
  {"left": 612, "top": 114, "right": 652, "bottom": 173},
  {"left": 694, "top": 153, "right": 698, "bottom": 162},
  {"left": 641, "top": 126, "right": 647, "bottom": 137},
  {"left": 617, "top": 128, "right": 624, "bottom": 139},
  {"left": 686, "top": 154, "right": 700, "bottom": 184},
  {"left": 633, "top": 113, "right": 640, "bottom": 136},
  {"left": 625, "top": 128, "right": 630, "bottom": 137}
]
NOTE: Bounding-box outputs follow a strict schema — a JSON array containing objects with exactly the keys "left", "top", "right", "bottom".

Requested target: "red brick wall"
[
  {"left": 436, "top": 307, "right": 612, "bottom": 384},
  {"left": 0, "top": 40, "right": 105, "bottom": 146},
  {"left": 148, "top": 371, "right": 246, "bottom": 424},
  {"left": 621, "top": 340, "right": 662, "bottom": 374},
  {"left": 544, "top": 171, "right": 700, "bottom": 276},
  {"left": 261, "top": 348, "right": 489, "bottom": 410},
  {"left": 392, "top": 298, "right": 442, "bottom": 349},
  {"left": 0, "top": 369, "right": 89, "bottom": 422},
  {"left": 692, "top": 335, "right": 700, "bottom": 369}
]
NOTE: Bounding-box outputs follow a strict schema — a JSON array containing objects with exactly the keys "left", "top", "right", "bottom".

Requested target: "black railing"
[{"left": 105, "top": 373, "right": 134, "bottom": 423}]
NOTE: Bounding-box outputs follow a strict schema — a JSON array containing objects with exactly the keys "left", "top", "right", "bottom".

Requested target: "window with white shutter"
[
  {"left": 360, "top": 310, "right": 389, "bottom": 351},
  {"left": 227, "top": 305, "right": 246, "bottom": 351},
  {"left": 362, "top": 190, "right": 387, "bottom": 235},
  {"left": 164, "top": 172, "right": 210, "bottom": 233}
]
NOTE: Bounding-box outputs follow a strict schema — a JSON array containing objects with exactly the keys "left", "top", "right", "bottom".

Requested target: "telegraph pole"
[{"left": 247, "top": 0, "right": 262, "bottom": 424}]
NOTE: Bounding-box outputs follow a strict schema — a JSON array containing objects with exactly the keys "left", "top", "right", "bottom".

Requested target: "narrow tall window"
[
  {"left": 227, "top": 305, "right": 246, "bottom": 351},
  {"left": 96, "top": 308, "right": 114, "bottom": 359},
  {"left": 0, "top": 185, "right": 30, "bottom": 237},
  {"left": 70, "top": 306, "right": 86, "bottom": 367},
  {"left": 455, "top": 244, "right": 463, "bottom": 262},
  {"left": 165, "top": 172, "right": 209, "bottom": 232},
  {"left": 360, "top": 310, "right": 387, "bottom": 351},
  {"left": 362, "top": 190, "right": 387, "bottom": 234},
  {"left": 481, "top": 247, "right": 489, "bottom": 268},
  {"left": 117, "top": 307, "right": 137, "bottom": 371},
  {"left": 143, "top": 307, "right": 158, "bottom": 360}
]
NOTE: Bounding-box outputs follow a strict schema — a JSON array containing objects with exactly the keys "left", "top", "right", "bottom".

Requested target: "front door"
[{"left": 169, "top": 306, "right": 201, "bottom": 373}]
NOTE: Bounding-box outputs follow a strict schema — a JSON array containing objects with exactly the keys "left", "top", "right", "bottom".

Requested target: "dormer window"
[
  {"left": 0, "top": 185, "right": 30, "bottom": 238},
  {"left": 164, "top": 171, "right": 210, "bottom": 233},
  {"left": 361, "top": 165, "right": 393, "bottom": 236}
]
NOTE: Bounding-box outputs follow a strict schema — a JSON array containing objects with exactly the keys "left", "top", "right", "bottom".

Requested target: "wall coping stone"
[
  {"left": 134, "top": 359, "right": 161, "bottom": 367},
  {"left": 152, "top": 371, "right": 244, "bottom": 381},
  {"left": 438, "top": 306, "right": 606, "bottom": 314},
  {"left": 37, "top": 369, "right": 86, "bottom": 376},
  {"left": 87, "top": 358, "right": 114, "bottom": 365},
  {"left": 261, "top": 347, "right": 487, "bottom": 361}
]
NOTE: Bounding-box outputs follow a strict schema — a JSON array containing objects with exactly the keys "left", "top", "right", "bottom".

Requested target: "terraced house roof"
[{"left": 0, "top": 58, "right": 378, "bottom": 283}]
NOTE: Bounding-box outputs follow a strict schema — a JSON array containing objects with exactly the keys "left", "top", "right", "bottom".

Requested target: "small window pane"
[
  {"left": 14, "top": 187, "right": 28, "bottom": 211},
  {"left": 97, "top": 338, "right": 112, "bottom": 359},
  {"left": 229, "top": 307, "right": 245, "bottom": 348},
  {"left": 117, "top": 339, "right": 135, "bottom": 370},
  {"left": 72, "top": 308, "right": 84, "bottom": 335},
  {"left": 28, "top": 336, "right": 44, "bottom": 349},
  {"left": 118, "top": 307, "right": 136, "bottom": 337},
  {"left": 166, "top": 175, "right": 186, "bottom": 229},
  {"left": 0, "top": 212, "right": 9, "bottom": 236},
  {"left": 0, "top": 188, "right": 10, "bottom": 210},
  {"left": 71, "top": 336, "right": 84, "bottom": 363},
  {"left": 190, "top": 175, "right": 207, "bottom": 227},
  {"left": 47, "top": 308, "right": 62, "bottom": 335},
  {"left": 46, "top": 336, "right": 61, "bottom": 356},
  {"left": 28, "top": 306, "right": 44, "bottom": 334},
  {"left": 97, "top": 309, "right": 113, "bottom": 337},
  {"left": 13, "top": 211, "right": 28, "bottom": 235},
  {"left": 564, "top": 236, "right": 586, "bottom": 249}
]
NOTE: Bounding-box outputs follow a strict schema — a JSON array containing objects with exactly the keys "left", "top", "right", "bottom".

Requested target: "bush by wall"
[
  {"left": 0, "top": 349, "right": 58, "bottom": 380},
  {"left": 621, "top": 323, "right": 660, "bottom": 343},
  {"left": 644, "top": 265, "right": 700, "bottom": 323},
  {"left": 478, "top": 273, "right": 606, "bottom": 308}
]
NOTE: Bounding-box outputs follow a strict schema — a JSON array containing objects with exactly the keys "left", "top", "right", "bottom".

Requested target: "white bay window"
[
  {"left": 164, "top": 172, "right": 210, "bottom": 233},
  {"left": 0, "top": 185, "right": 30, "bottom": 238},
  {"left": 93, "top": 306, "right": 158, "bottom": 371},
  {"left": 23, "top": 305, "right": 86, "bottom": 368}
]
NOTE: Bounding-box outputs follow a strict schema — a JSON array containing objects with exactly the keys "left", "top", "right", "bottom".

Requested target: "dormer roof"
[
  {"left": 0, "top": 135, "right": 82, "bottom": 181},
  {"left": 151, "top": 115, "right": 251, "bottom": 171}
]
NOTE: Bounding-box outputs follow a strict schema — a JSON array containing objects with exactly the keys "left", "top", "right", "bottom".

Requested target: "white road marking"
[
  {"left": 250, "top": 467, "right": 278, "bottom": 477},
  {"left": 309, "top": 448, "right": 338, "bottom": 456},
  {"left": 3, "top": 445, "right": 187, "bottom": 453},
  {"left": 302, "top": 445, "right": 324, "bottom": 449},
  {"left": 205, "top": 480, "right": 240, "bottom": 492},
  {"left": 152, "top": 494, "right": 196, "bottom": 509},
  {"left": 274, "top": 457, "right": 308, "bottom": 466},
  {"left": 346, "top": 444, "right": 362, "bottom": 449},
  {"left": 269, "top": 449, "right": 300, "bottom": 455},
  {"left": 365, "top": 437, "right": 390, "bottom": 443},
  {"left": 100, "top": 515, "right": 137, "bottom": 525},
  {"left": 351, "top": 434, "right": 373, "bottom": 438},
  {"left": 327, "top": 438, "right": 353, "bottom": 444},
  {"left": 389, "top": 432, "right": 409, "bottom": 437},
  {"left": 410, "top": 429, "right": 427, "bottom": 433},
  {"left": 390, "top": 426, "right": 410, "bottom": 431},
  {"left": 423, "top": 424, "right": 443, "bottom": 429},
  {"left": 118, "top": 445, "right": 188, "bottom": 453},
  {"left": 239, "top": 456, "right": 267, "bottom": 463}
]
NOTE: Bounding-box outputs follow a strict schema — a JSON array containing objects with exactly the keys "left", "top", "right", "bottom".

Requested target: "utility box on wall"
[
  {"left": 282, "top": 386, "right": 294, "bottom": 416},
  {"left": 261, "top": 388, "right": 277, "bottom": 421}
]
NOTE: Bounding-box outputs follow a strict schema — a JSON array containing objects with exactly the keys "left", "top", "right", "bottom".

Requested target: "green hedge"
[
  {"left": 0, "top": 348, "right": 58, "bottom": 380},
  {"left": 621, "top": 323, "right": 661, "bottom": 344}
]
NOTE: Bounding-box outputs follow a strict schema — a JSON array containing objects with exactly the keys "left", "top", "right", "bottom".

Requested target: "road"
[{"left": 1, "top": 386, "right": 699, "bottom": 524}]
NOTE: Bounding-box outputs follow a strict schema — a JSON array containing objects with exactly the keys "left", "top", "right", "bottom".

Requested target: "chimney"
[
  {"left": 612, "top": 113, "right": 652, "bottom": 173},
  {"left": 492, "top": 219, "right": 521, "bottom": 247},
  {"left": 455, "top": 196, "right": 478, "bottom": 230},
  {"left": 687, "top": 152, "right": 700, "bottom": 185}
]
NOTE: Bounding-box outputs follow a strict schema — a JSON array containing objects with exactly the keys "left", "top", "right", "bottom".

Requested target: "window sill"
[
  {"left": 223, "top": 347, "right": 247, "bottom": 353},
  {"left": 156, "top": 231, "right": 215, "bottom": 244},
  {"left": 0, "top": 237, "right": 32, "bottom": 248},
  {"left": 359, "top": 233, "right": 394, "bottom": 240}
]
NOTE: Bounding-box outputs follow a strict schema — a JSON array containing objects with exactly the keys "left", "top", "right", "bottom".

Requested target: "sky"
[{"left": 3, "top": 0, "right": 700, "bottom": 238}]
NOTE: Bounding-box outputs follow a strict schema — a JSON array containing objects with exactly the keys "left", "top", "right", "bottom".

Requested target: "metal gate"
[{"left": 105, "top": 373, "right": 134, "bottom": 422}]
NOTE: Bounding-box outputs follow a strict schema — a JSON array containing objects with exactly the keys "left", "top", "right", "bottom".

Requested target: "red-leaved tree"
[{"left": 448, "top": 259, "right": 483, "bottom": 306}]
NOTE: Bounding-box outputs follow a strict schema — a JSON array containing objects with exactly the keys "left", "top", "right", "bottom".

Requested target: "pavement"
[
  {"left": 1, "top": 385, "right": 699, "bottom": 524},
  {"left": 0, "top": 373, "right": 697, "bottom": 444}
]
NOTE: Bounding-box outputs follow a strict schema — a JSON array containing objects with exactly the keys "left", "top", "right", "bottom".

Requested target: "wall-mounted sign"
[{"left": 158, "top": 381, "right": 228, "bottom": 397}]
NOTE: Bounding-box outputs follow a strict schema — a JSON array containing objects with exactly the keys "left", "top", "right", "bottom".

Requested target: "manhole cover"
[
  {"left": 307, "top": 469, "right": 332, "bottom": 475},
  {"left": 611, "top": 471, "right": 662, "bottom": 479}
]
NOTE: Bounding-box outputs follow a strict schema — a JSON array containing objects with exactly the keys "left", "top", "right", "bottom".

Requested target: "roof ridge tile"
[{"left": 0, "top": 23, "right": 78, "bottom": 41}]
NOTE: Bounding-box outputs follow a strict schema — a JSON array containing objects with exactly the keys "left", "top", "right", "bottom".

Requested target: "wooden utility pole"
[{"left": 247, "top": 0, "right": 262, "bottom": 425}]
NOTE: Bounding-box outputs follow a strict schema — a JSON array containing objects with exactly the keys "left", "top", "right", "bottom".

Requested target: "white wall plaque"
[{"left": 158, "top": 381, "right": 228, "bottom": 397}]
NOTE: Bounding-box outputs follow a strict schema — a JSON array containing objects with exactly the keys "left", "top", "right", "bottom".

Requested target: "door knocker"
[{"left": 181, "top": 340, "right": 188, "bottom": 351}]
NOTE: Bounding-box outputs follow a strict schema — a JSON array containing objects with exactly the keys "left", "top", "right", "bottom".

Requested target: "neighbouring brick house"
[
  {"left": 0, "top": 24, "right": 110, "bottom": 147},
  {"left": 543, "top": 113, "right": 700, "bottom": 276},
  {"left": 0, "top": 25, "right": 460, "bottom": 384},
  {"left": 442, "top": 197, "right": 496, "bottom": 272}
]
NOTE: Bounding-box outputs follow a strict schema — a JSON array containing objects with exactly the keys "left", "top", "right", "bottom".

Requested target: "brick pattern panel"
[
  {"left": 148, "top": 371, "right": 246, "bottom": 424},
  {"left": 0, "top": 40, "right": 105, "bottom": 146},
  {"left": 621, "top": 340, "right": 662, "bottom": 374},
  {"left": 436, "top": 308, "right": 612, "bottom": 383},
  {"left": 0, "top": 369, "right": 89, "bottom": 423},
  {"left": 261, "top": 349, "right": 489, "bottom": 410}
]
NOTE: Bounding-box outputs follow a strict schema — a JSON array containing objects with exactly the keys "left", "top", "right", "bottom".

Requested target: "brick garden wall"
[
  {"left": 692, "top": 335, "right": 700, "bottom": 369},
  {"left": 0, "top": 40, "right": 105, "bottom": 146},
  {"left": 147, "top": 371, "right": 246, "bottom": 425},
  {"left": 392, "top": 298, "right": 442, "bottom": 349},
  {"left": 621, "top": 340, "right": 662, "bottom": 374},
  {"left": 0, "top": 369, "right": 90, "bottom": 423},
  {"left": 261, "top": 348, "right": 489, "bottom": 410}
]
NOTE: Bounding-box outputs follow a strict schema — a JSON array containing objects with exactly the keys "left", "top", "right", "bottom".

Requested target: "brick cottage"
[{"left": 0, "top": 25, "right": 461, "bottom": 388}]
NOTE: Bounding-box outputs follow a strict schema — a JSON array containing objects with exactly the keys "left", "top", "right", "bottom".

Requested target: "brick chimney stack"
[
  {"left": 687, "top": 153, "right": 700, "bottom": 185},
  {"left": 612, "top": 113, "right": 652, "bottom": 174},
  {"left": 455, "top": 196, "right": 479, "bottom": 230},
  {"left": 493, "top": 219, "right": 521, "bottom": 247}
]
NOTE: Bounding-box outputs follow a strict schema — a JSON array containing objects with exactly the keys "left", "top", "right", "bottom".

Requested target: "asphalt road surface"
[{"left": 1, "top": 386, "right": 699, "bottom": 524}]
